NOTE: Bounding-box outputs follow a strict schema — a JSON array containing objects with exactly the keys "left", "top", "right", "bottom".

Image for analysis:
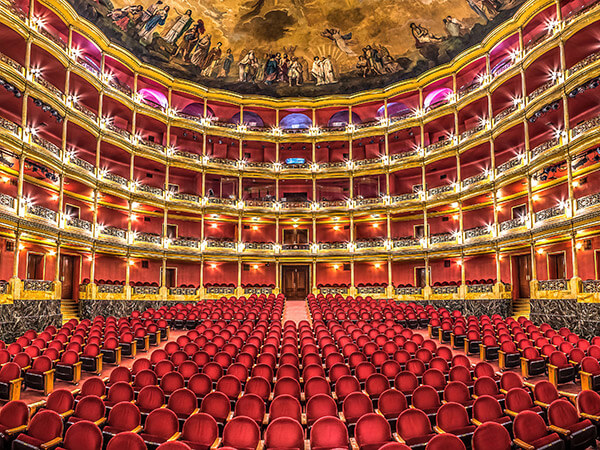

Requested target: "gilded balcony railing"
[
  {"left": 534, "top": 204, "right": 565, "bottom": 222},
  {"left": 28, "top": 204, "right": 57, "bottom": 222},
  {"left": 67, "top": 217, "right": 92, "bottom": 232},
  {"left": 0, "top": 193, "right": 16, "bottom": 209},
  {"left": 538, "top": 279, "right": 569, "bottom": 291},
  {"left": 531, "top": 137, "right": 559, "bottom": 159}
]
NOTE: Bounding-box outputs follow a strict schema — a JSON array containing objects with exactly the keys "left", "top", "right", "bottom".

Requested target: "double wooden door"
[
  {"left": 282, "top": 265, "right": 309, "bottom": 300},
  {"left": 512, "top": 254, "right": 531, "bottom": 298},
  {"left": 60, "top": 255, "right": 76, "bottom": 299}
]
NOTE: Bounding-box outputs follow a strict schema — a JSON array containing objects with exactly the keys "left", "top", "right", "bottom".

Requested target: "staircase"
[
  {"left": 61, "top": 298, "right": 80, "bottom": 323},
  {"left": 512, "top": 297, "right": 531, "bottom": 318}
]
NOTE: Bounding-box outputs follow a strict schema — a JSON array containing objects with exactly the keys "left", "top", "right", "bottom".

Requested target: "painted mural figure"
[
  {"left": 311, "top": 57, "right": 324, "bottom": 85},
  {"left": 444, "top": 16, "right": 466, "bottom": 36},
  {"left": 321, "top": 28, "right": 356, "bottom": 56},
  {"left": 467, "top": 0, "right": 499, "bottom": 22},
  {"left": 190, "top": 34, "right": 212, "bottom": 66},
  {"left": 263, "top": 54, "right": 279, "bottom": 84},
  {"left": 109, "top": 5, "right": 142, "bottom": 31},
  {"left": 410, "top": 23, "right": 443, "bottom": 45},
  {"left": 278, "top": 54, "right": 290, "bottom": 83},
  {"left": 174, "top": 20, "right": 204, "bottom": 61},
  {"left": 218, "top": 49, "right": 234, "bottom": 78},
  {"left": 201, "top": 42, "right": 223, "bottom": 76},
  {"left": 163, "top": 9, "right": 193, "bottom": 44},
  {"left": 139, "top": 6, "right": 169, "bottom": 45},
  {"left": 135, "top": 0, "right": 162, "bottom": 30},
  {"left": 321, "top": 56, "right": 336, "bottom": 84},
  {"left": 288, "top": 57, "right": 303, "bottom": 86},
  {"left": 238, "top": 50, "right": 259, "bottom": 82}
]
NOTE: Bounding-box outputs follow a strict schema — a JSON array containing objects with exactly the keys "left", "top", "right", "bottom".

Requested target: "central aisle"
[{"left": 283, "top": 300, "right": 311, "bottom": 323}]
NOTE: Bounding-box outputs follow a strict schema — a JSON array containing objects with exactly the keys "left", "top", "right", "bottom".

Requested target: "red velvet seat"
[
  {"left": 56, "top": 421, "right": 103, "bottom": 450},
  {"left": 264, "top": 417, "right": 304, "bottom": 450},
  {"left": 425, "top": 434, "right": 466, "bottom": 450},
  {"left": 106, "top": 431, "right": 150, "bottom": 450},
  {"left": 472, "top": 422, "right": 512, "bottom": 450},
  {"left": 310, "top": 416, "right": 349, "bottom": 450},
  {"left": 67, "top": 395, "right": 106, "bottom": 428},
  {"left": 520, "top": 347, "right": 546, "bottom": 379},
  {"left": 200, "top": 391, "right": 231, "bottom": 427},
  {"left": 133, "top": 369, "right": 158, "bottom": 395},
  {"left": 498, "top": 341, "right": 520, "bottom": 370},
  {"left": 234, "top": 393, "right": 266, "bottom": 425},
  {"left": 394, "top": 371, "right": 419, "bottom": 403},
  {"left": 156, "top": 442, "right": 192, "bottom": 450},
  {"left": 473, "top": 377, "right": 505, "bottom": 405},
  {"left": 140, "top": 408, "right": 181, "bottom": 450},
  {"left": 547, "top": 398, "right": 597, "bottom": 449},
  {"left": 102, "top": 337, "right": 122, "bottom": 365},
  {"left": 188, "top": 373, "right": 213, "bottom": 403},
  {"left": 75, "top": 376, "right": 106, "bottom": 401},
  {"left": 532, "top": 380, "right": 560, "bottom": 410},
  {"left": 24, "top": 355, "right": 55, "bottom": 395},
  {"left": 472, "top": 395, "right": 512, "bottom": 432},
  {"left": 576, "top": 389, "right": 600, "bottom": 432},
  {"left": 411, "top": 385, "right": 441, "bottom": 423},
  {"left": 45, "top": 389, "right": 75, "bottom": 420},
  {"left": 105, "top": 381, "right": 135, "bottom": 410},
  {"left": 103, "top": 401, "right": 142, "bottom": 442},
  {"left": 396, "top": 408, "right": 436, "bottom": 450},
  {"left": 55, "top": 350, "right": 82, "bottom": 384},
  {"left": 0, "top": 362, "right": 23, "bottom": 401},
  {"left": 443, "top": 381, "right": 474, "bottom": 413},
  {"left": 513, "top": 410, "right": 565, "bottom": 450},
  {"left": 579, "top": 356, "right": 600, "bottom": 392},
  {"left": 342, "top": 392, "right": 373, "bottom": 433},
  {"left": 80, "top": 344, "right": 103, "bottom": 374},
  {"left": 12, "top": 410, "right": 64, "bottom": 450},
  {"left": 305, "top": 394, "right": 338, "bottom": 427},
  {"left": 547, "top": 351, "right": 575, "bottom": 386},
  {"left": 0, "top": 400, "right": 29, "bottom": 449},
  {"left": 355, "top": 413, "right": 395, "bottom": 450},
  {"left": 434, "top": 402, "right": 475, "bottom": 447},
  {"left": 505, "top": 387, "right": 543, "bottom": 418},
  {"left": 222, "top": 416, "right": 260, "bottom": 450},
  {"left": 377, "top": 388, "right": 408, "bottom": 429},
  {"left": 168, "top": 388, "right": 200, "bottom": 426},
  {"left": 379, "top": 444, "right": 411, "bottom": 450},
  {"left": 179, "top": 413, "right": 219, "bottom": 450}
]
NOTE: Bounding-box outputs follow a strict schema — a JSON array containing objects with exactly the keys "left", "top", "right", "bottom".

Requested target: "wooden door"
[
  {"left": 282, "top": 265, "right": 309, "bottom": 300},
  {"left": 26, "top": 253, "right": 44, "bottom": 279},
  {"left": 166, "top": 268, "right": 176, "bottom": 288},
  {"left": 60, "top": 255, "right": 75, "bottom": 299},
  {"left": 416, "top": 267, "right": 426, "bottom": 288},
  {"left": 548, "top": 253, "right": 566, "bottom": 279},
  {"left": 513, "top": 254, "right": 531, "bottom": 298}
]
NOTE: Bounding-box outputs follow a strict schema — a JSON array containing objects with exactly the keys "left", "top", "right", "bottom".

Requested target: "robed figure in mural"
[
  {"left": 190, "top": 34, "right": 212, "bottom": 66},
  {"left": 139, "top": 6, "right": 169, "bottom": 44},
  {"left": 164, "top": 9, "right": 194, "bottom": 44},
  {"left": 238, "top": 50, "right": 259, "bottom": 82}
]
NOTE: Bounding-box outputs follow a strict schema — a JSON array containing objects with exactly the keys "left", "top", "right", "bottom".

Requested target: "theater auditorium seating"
[{"left": 1, "top": 293, "right": 600, "bottom": 450}]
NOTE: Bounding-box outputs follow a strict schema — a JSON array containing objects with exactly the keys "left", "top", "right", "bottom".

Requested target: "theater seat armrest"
[
  {"left": 102, "top": 377, "right": 109, "bottom": 383},
  {"left": 513, "top": 438, "right": 535, "bottom": 450},
  {"left": 5, "top": 424, "right": 27, "bottom": 436},
  {"left": 191, "top": 408, "right": 200, "bottom": 416},
  {"left": 41, "top": 437, "right": 63, "bottom": 449},
  {"left": 522, "top": 381, "right": 536, "bottom": 389},
  {"left": 95, "top": 417, "right": 107, "bottom": 427},
  {"left": 131, "top": 425, "right": 143, "bottom": 434},
  {"left": 580, "top": 412, "right": 600, "bottom": 421},
  {"left": 549, "top": 425, "right": 570, "bottom": 435},
  {"left": 257, "top": 440, "right": 265, "bottom": 450},
  {"left": 227, "top": 411, "right": 234, "bottom": 421},
  {"left": 60, "top": 409, "right": 74, "bottom": 419},
  {"left": 332, "top": 392, "right": 338, "bottom": 401},
  {"left": 547, "top": 364, "right": 558, "bottom": 370},
  {"left": 392, "top": 433, "right": 405, "bottom": 444},
  {"left": 504, "top": 408, "right": 518, "bottom": 417},
  {"left": 167, "top": 432, "right": 181, "bottom": 441},
  {"left": 210, "top": 438, "right": 221, "bottom": 450},
  {"left": 338, "top": 411, "right": 346, "bottom": 422},
  {"left": 263, "top": 413, "right": 270, "bottom": 425},
  {"left": 304, "top": 439, "right": 310, "bottom": 450},
  {"left": 433, "top": 426, "right": 445, "bottom": 434},
  {"left": 301, "top": 413, "right": 306, "bottom": 425},
  {"left": 375, "top": 409, "right": 385, "bottom": 417},
  {"left": 471, "top": 418, "right": 482, "bottom": 426}
]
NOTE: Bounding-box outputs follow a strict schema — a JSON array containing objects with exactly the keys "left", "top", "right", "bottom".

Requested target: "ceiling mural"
[{"left": 72, "top": 0, "right": 528, "bottom": 96}]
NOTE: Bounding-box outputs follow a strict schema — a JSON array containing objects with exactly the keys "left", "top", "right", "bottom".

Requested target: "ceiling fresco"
[{"left": 71, "top": 0, "right": 528, "bottom": 96}]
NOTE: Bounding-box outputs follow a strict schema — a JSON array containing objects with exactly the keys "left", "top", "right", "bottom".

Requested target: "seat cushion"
[
  {"left": 405, "top": 433, "right": 436, "bottom": 447},
  {"left": 140, "top": 433, "right": 168, "bottom": 445},
  {"left": 180, "top": 440, "right": 212, "bottom": 450},
  {"left": 529, "top": 432, "right": 563, "bottom": 450},
  {"left": 566, "top": 419, "right": 596, "bottom": 448},
  {"left": 12, "top": 433, "right": 45, "bottom": 449},
  {"left": 446, "top": 425, "right": 476, "bottom": 437}
]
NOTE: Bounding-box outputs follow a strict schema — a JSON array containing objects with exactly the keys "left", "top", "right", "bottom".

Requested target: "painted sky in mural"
[{"left": 80, "top": 0, "right": 527, "bottom": 95}]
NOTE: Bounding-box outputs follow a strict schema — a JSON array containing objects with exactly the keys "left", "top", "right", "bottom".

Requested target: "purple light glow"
[
  {"left": 424, "top": 88, "right": 453, "bottom": 109},
  {"left": 138, "top": 89, "right": 168, "bottom": 109}
]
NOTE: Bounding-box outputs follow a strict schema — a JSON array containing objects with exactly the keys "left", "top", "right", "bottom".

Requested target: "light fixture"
[
  {"left": 210, "top": 263, "right": 217, "bottom": 269},
  {"left": 537, "top": 248, "right": 544, "bottom": 255},
  {"left": 374, "top": 263, "right": 381, "bottom": 269},
  {"left": 252, "top": 225, "right": 258, "bottom": 231},
  {"left": 211, "top": 223, "right": 218, "bottom": 229},
  {"left": 252, "top": 264, "right": 259, "bottom": 270},
  {"left": 575, "top": 242, "right": 583, "bottom": 250},
  {"left": 333, "top": 264, "right": 340, "bottom": 270}
]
